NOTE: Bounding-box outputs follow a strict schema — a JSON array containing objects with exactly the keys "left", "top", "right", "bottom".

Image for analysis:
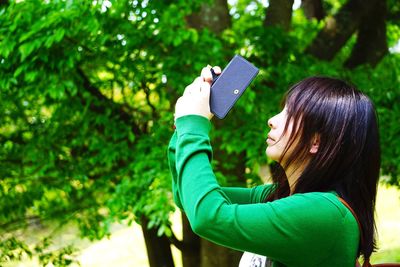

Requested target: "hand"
[{"left": 174, "top": 66, "right": 221, "bottom": 121}]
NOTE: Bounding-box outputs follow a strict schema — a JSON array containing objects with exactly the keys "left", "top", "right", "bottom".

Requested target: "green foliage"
[
  {"left": 0, "top": 0, "right": 399, "bottom": 265},
  {"left": 0, "top": 236, "right": 79, "bottom": 266}
]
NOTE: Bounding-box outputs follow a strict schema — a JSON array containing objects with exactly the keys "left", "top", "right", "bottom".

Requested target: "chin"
[{"left": 266, "top": 147, "right": 279, "bottom": 161}]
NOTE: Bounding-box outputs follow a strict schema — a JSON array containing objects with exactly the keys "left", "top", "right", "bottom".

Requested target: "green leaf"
[
  {"left": 19, "top": 43, "right": 35, "bottom": 61},
  {"left": 54, "top": 28, "right": 65, "bottom": 43},
  {"left": 0, "top": 40, "right": 16, "bottom": 58}
]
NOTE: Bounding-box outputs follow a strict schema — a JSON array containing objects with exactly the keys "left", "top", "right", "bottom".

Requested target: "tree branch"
[
  {"left": 301, "top": 0, "right": 325, "bottom": 21},
  {"left": 306, "top": 0, "right": 379, "bottom": 61},
  {"left": 0, "top": 205, "right": 90, "bottom": 233},
  {"left": 167, "top": 230, "right": 185, "bottom": 251},
  {"left": 77, "top": 67, "right": 143, "bottom": 136},
  {"left": 0, "top": 0, "right": 9, "bottom": 7},
  {"left": 142, "top": 80, "right": 157, "bottom": 119},
  {"left": 345, "top": 0, "right": 388, "bottom": 68}
]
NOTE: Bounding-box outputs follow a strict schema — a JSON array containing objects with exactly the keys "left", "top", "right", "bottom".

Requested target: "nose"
[{"left": 268, "top": 117, "right": 274, "bottom": 129}]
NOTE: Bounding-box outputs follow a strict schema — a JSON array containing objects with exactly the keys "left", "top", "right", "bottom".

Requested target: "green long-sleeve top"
[{"left": 168, "top": 115, "right": 359, "bottom": 267}]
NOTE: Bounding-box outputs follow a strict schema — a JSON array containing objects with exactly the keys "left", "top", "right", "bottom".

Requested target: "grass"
[
  {"left": 370, "top": 184, "right": 400, "bottom": 263},
  {"left": 3, "top": 183, "right": 400, "bottom": 266}
]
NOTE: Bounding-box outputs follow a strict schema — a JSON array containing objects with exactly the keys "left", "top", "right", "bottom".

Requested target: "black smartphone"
[{"left": 210, "top": 55, "right": 259, "bottom": 119}]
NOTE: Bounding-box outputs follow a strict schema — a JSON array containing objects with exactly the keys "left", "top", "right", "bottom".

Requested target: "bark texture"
[
  {"left": 186, "top": 0, "right": 231, "bottom": 34},
  {"left": 345, "top": 0, "right": 388, "bottom": 68},
  {"left": 141, "top": 217, "right": 175, "bottom": 267},
  {"left": 200, "top": 239, "right": 243, "bottom": 267},
  {"left": 306, "top": 0, "right": 379, "bottom": 61},
  {"left": 301, "top": 0, "right": 325, "bottom": 21},
  {"left": 184, "top": 2, "right": 243, "bottom": 266},
  {"left": 264, "top": 0, "right": 295, "bottom": 31},
  {"left": 181, "top": 213, "right": 201, "bottom": 267}
]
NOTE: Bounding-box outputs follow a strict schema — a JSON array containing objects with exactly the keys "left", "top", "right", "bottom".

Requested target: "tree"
[
  {"left": 1, "top": 0, "right": 399, "bottom": 266},
  {"left": 301, "top": 0, "right": 325, "bottom": 21},
  {"left": 264, "top": 0, "right": 295, "bottom": 31},
  {"left": 306, "top": 0, "right": 379, "bottom": 61},
  {"left": 344, "top": 0, "right": 388, "bottom": 68}
]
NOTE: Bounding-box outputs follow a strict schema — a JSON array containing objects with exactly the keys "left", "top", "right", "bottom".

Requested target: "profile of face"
[
  {"left": 265, "top": 106, "right": 319, "bottom": 166},
  {"left": 265, "top": 107, "right": 292, "bottom": 162},
  {"left": 264, "top": 76, "right": 380, "bottom": 208}
]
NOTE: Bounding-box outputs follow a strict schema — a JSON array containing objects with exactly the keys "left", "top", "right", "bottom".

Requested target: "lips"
[{"left": 266, "top": 135, "right": 275, "bottom": 145}]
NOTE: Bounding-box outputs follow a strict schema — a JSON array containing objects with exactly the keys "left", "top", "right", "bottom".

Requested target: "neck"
[{"left": 285, "top": 163, "right": 306, "bottom": 195}]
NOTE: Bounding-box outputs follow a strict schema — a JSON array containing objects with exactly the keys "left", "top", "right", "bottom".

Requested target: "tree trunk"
[
  {"left": 213, "top": 118, "right": 248, "bottom": 183},
  {"left": 0, "top": 0, "right": 9, "bottom": 7},
  {"left": 178, "top": 118, "right": 247, "bottom": 267},
  {"left": 345, "top": 0, "right": 388, "bottom": 68},
  {"left": 301, "top": 0, "right": 325, "bottom": 21},
  {"left": 185, "top": 3, "right": 246, "bottom": 266},
  {"left": 200, "top": 239, "right": 243, "bottom": 267},
  {"left": 181, "top": 213, "right": 201, "bottom": 267},
  {"left": 141, "top": 216, "right": 175, "bottom": 267},
  {"left": 196, "top": 119, "right": 247, "bottom": 267},
  {"left": 264, "top": 0, "right": 294, "bottom": 31},
  {"left": 186, "top": 0, "right": 231, "bottom": 35},
  {"left": 306, "top": 0, "right": 378, "bottom": 61}
]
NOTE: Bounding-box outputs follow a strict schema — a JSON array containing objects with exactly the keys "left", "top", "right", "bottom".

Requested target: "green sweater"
[{"left": 168, "top": 115, "right": 359, "bottom": 267}]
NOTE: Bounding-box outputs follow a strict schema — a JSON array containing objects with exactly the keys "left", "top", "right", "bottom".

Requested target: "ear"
[{"left": 310, "top": 134, "right": 320, "bottom": 154}]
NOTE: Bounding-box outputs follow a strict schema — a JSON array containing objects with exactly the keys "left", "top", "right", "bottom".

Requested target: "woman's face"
[{"left": 265, "top": 107, "right": 294, "bottom": 163}]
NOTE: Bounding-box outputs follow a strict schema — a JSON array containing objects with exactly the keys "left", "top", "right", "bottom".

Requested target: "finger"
[
  {"left": 201, "top": 67, "right": 213, "bottom": 83},
  {"left": 184, "top": 83, "right": 197, "bottom": 96},
  {"left": 212, "top": 66, "right": 222, "bottom": 74},
  {"left": 183, "top": 77, "right": 203, "bottom": 96},
  {"left": 200, "top": 81, "right": 211, "bottom": 97},
  {"left": 191, "top": 77, "right": 204, "bottom": 93},
  {"left": 183, "top": 84, "right": 192, "bottom": 96},
  {"left": 194, "top": 76, "right": 204, "bottom": 84}
]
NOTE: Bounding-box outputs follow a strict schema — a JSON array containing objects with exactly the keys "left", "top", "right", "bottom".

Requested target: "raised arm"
[
  {"left": 221, "top": 185, "right": 275, "bottom": 204},
  {"left": 169, "top": 128, "right": 273, "bottom": 207},
  {"left": 173, "top": 115, "right": 357, "bottom": 265},
  {"left": 168, "top": 131, "right": 184, "bottom": 209}
]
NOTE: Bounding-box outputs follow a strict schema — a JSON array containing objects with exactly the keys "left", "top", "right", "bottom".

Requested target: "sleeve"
[
  {"left": 167, "top": 130, "right": 183, "bottom": 209},
  {"left": 221, "top": 184, "right": 275, "bottom": 204},
  {"left": 174, "top": 115, "right": 343, "bottom": 266},
  {"left": 169, "top": 124, "right": 273, "bottom": 207}
]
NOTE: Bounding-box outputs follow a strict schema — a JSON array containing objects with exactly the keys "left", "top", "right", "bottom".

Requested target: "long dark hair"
[{"left": 265, "top": 76, "right": 381, "bottom": 261}]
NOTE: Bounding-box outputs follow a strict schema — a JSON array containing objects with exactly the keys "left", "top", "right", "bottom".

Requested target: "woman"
[{"left": 168, "top": 66, "right": 380, "bottom": 267}]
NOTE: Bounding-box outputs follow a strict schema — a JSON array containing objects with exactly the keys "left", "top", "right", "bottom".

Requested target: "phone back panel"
[{"left": 210, "top": 55, "right": 259, "bottom": 119}]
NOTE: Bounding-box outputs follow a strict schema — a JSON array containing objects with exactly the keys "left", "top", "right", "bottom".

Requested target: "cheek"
[
  {"left": 265, "top": 135, "right": 291, "bottom": 161},
  {"left": 266, "top": 143, "right": 282, "bottom": 161}
]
